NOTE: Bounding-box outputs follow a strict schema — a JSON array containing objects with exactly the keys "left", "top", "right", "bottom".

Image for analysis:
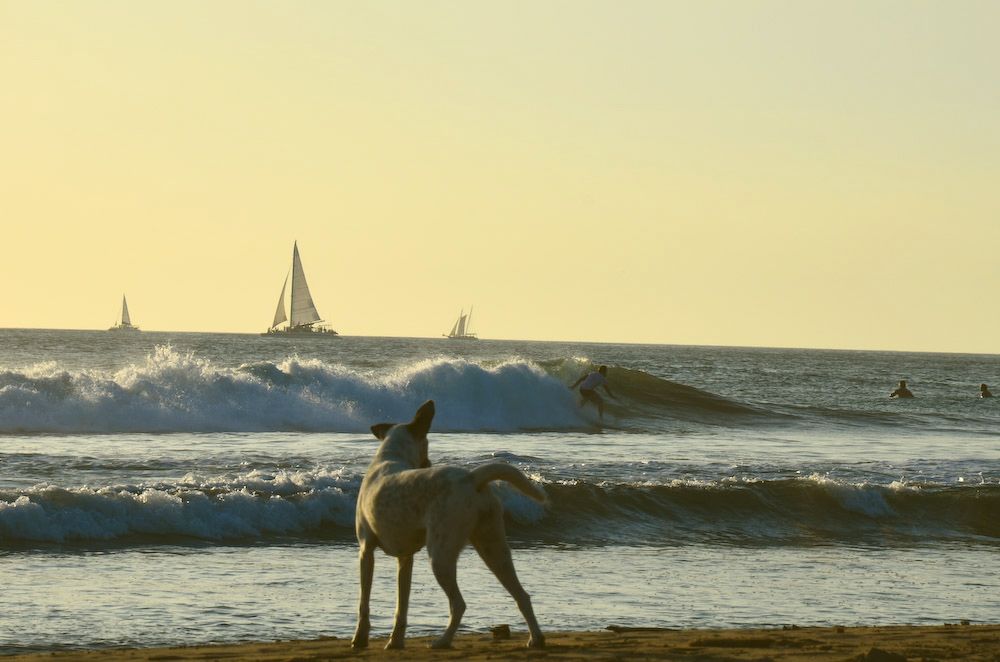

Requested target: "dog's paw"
[
  {"left": 352, "top": 621, "right": 370, "bottom": 649},
  {"left": 384, "top": 638, "right": 405, "bottom": 650},
  {"left": 429, "top": 638, "right": 453, "bottom": 649},
  {"left": 527, "top": 635, "right": 546, "bottom": 649}
]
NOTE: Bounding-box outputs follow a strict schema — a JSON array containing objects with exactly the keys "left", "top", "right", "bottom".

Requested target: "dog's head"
[{"left": 371, "top": 400, "right": 435, "bottom": 469}]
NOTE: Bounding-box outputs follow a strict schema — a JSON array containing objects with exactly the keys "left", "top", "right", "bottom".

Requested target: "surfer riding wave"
[{"left": 569, "top": 365, "right": 617, "bottom": 420}]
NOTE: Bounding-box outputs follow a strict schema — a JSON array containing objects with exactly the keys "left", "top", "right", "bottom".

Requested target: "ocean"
[{"left": 1, "top": 329, "right": 997, "bottom": 654}]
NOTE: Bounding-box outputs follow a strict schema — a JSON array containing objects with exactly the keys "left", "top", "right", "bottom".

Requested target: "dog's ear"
[
  {"left": 370, "top": 423, "right": 394, "bottom": 440},
  {"left": 406, "top": 400, "right": 435, "bottom": 438}
]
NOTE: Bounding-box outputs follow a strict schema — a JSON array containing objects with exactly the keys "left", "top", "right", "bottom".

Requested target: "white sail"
[
  {"left": 271, "top": 272, "right": 289, "bottom": 329},
  {"left": 445, "top": 307, "right": 478, "bottom": 338},
  {"left": 121, "top": 296, "right": 131, "bottom": 326},
  {"left": 289, "top": 242, "right": 322, "bottom": 327}
]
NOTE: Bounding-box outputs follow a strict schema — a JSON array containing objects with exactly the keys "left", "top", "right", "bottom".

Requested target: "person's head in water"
[
  {"left": 598, "top": 365, "right": 608, "bottom": 376},
  {"left": 890, "top": 379, "right": 914, "bottom": 398},
  {"left": 981, "top": 384, "right": 992, "bottom": 397}
]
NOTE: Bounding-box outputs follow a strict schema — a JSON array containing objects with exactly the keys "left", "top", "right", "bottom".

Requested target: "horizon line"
[{"left": 0, "top": 326, "right": 997, "bottom": 358}]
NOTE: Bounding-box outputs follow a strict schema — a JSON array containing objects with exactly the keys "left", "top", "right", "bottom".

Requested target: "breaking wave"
[
  {"left": 0, "top": 347, "right": 758, "bottom": 434},
  {"left": 514, "top": 475, "right": 1000, "bottom": 546},
  {"left": 2, "top": 469, "right": 995, "bottom": 547}
]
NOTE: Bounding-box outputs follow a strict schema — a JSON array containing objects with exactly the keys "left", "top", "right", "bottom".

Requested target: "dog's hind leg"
[
  {"left": 385, "top": 554, "right": 413, "bottom": 649},
  {"left": 472, "top": 507, "right": 545, "bottom": 648},
  {"left": 426, "top": 543, "right": 466, "bottom": 649},
  {"left": 351, "top": 540, "right": 375, "bottom": 649}
]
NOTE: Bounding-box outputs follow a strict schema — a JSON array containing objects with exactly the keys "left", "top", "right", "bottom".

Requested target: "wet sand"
[{"left": 5, "top": 624, "right": 999, "bottom": 661}]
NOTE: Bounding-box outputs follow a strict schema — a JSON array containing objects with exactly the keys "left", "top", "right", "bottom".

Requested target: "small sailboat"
[
  {"left": 443, "top": 307, "right": 478, "bottom": 340},
  {"left": 108, "top": 294, "right": 140, "bottom": 332},
  {"left": 263, "top": 242, "right": 338, "bottom": 336}
]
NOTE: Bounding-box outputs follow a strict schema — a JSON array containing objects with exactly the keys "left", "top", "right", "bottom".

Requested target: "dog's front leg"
[
  {"left": 351, "top": 543, "right": 375, "bottom": 649},
  {"left": 385, "top": 554, "right": 414, "bottom": 649}
]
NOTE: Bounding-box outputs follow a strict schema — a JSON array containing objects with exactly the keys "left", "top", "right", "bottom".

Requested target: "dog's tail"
[{"left": 470, "top": 463, "right": 547, "bottom": 502}]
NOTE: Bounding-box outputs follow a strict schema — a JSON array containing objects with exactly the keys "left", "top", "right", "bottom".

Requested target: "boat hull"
[{"left": 262, "top": 327, "right": 339, "bottom": 337}]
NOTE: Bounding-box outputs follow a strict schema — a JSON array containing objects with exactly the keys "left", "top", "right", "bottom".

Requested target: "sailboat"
[
  {"left": 108, "top": 294, "right": 140, "bottom": 332},
  {"left": 443, "top": 307, "right": 478, "bottom": 340},
  {"left": 263, "top": 242, "right": 338, "bottom": 336}
]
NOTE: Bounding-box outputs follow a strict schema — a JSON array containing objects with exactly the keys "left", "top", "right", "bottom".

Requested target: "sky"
[{"left": 2, "top": 1, "right": 998, "bottom": 351}]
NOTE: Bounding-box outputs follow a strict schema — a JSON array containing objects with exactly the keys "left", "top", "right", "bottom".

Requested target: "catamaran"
[
  {"left": 443, "top": 307, "right": 478, "bottom": 340},
  {"left": 108, "top": 294, "right": 140, "bottom": 332},
  {"left": 264, "top": 242, "right": 338, "bottom": 336}
]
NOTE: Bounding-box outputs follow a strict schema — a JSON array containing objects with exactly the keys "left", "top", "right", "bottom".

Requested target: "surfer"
[
  {"left": 569, "top": 365, "right": 615, "bottom": 419},
  {"left": 889, "top": 380, "right": 914, "bottom": 398},
  {"left": 980, "top": 384, "right": 993, "bottom": 398}
]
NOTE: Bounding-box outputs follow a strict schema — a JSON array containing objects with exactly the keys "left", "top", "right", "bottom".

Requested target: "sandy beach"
[{"left": 6, "top": 624, "right": 999, "bottom": 661}]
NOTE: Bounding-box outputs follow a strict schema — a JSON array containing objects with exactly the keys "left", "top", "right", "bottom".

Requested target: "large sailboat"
[
  {"left": 108, "top": 294, "right": 140, "bottom": 332},
  {"left": 443, "top": 307, "right": 478, "bottom": 340},
  {"left": 264, "top": 242, "right": 338, "bottom": 336}
]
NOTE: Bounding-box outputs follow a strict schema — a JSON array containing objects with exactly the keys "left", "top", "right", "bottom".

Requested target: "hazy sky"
[{"left": 3, "top": 1, "right": 998, "bottom": 351}]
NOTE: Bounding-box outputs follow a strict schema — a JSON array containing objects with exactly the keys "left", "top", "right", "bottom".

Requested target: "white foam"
[
  {"left": 0, "top": 346, "right": 588, "bottom": 434},
  {"left": 0, "top": 468, "right": 359, "bottom": 543},
  {"left": 800, "top": 472, "right": 897, "bottom": 517},
  {"left": 0, "top": 463, "right": 557, "bottom": 543},
  {"left": 491, "top": 483, "right": 548, "bottom": 524}
]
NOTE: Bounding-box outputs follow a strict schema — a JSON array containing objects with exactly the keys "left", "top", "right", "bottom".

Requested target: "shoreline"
[{"left": 5, "top": 624, "right": 999, "bottom": 661}]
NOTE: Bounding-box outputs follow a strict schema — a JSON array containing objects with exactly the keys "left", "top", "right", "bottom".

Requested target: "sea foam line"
[{"left": 3, "top": 472, "right": 996, "bottom": 546}]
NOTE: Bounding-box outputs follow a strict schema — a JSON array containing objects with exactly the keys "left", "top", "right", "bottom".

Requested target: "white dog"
[{"left": 351, "top": 400, "right": 546, "bottom": 650}]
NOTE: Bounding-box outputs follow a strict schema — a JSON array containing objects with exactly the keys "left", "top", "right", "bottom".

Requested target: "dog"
[{"left": 351, "top": 400, "right": 546, "bottom": 650}]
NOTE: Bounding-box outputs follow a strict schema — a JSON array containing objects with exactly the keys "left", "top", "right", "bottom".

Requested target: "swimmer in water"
[
  {"left": 980, "top": 383, "right": 993, "bottom": 398},
  {"left": 890, "top": 380, "right": 914, "bottom": 398}
]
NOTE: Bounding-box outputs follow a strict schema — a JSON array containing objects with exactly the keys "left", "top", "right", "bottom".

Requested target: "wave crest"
[
  {"left": 3, "top": 470, "right": 995, "bottom": 547},
  {"left": 0, "top": 468, "right": 358, "bottom": 544},
  {"left": 0, "top": 347, "right": 590, "bottom": 433}
]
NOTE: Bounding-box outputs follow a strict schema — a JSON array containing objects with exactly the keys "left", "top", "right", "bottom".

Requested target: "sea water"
[{"left": 1, "top": 330, "right": 997, "bottom": 653}]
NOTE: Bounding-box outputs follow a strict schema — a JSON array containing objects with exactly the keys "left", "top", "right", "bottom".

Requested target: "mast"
[
  {"left": 121, "top": 295, "right": 131, "bottom": 327},
  {"left": 289, "top": 243, "right": 296, "bottom": 326}
]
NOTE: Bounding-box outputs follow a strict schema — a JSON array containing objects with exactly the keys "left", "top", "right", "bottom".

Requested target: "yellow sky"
[{"left": 2, "top": 1, "right": 998, "bottom": 351}]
